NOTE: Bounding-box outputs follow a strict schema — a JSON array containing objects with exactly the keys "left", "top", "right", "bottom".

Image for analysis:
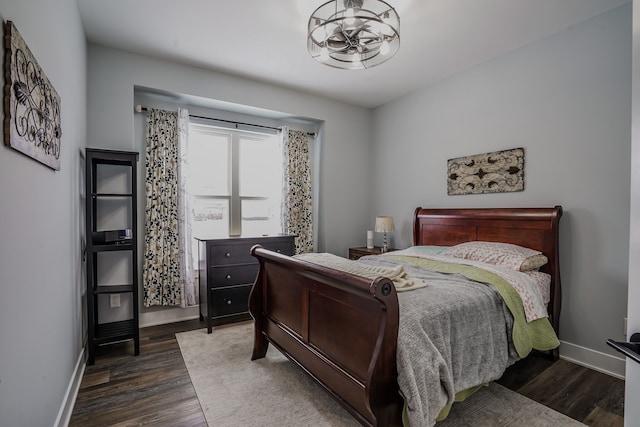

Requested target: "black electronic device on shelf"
[{"left": 92, "top": 229, "right": 133, "bottom": 244}]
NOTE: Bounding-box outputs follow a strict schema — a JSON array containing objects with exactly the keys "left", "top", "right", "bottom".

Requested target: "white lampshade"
[{"left": 374, "top": 216, "right": 395, "bottom": 233}]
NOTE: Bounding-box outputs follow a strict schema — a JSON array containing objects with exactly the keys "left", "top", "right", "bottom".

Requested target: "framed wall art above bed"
[{"left": 447, "top": 148, "right": 524, "bottom": 196}]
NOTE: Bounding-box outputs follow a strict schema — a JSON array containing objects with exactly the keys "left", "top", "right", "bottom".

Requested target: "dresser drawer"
[
  {"left": 209, "top": 242, "right": 255, "bottom": 266},
  {"left": 210, "top": 285, "right": 251, "bottom": 317},
  {"left": 264, "top": 241, "right": 294, "bottom": 256},
  {"left": 208, "top": 239, "right": 294, "bottom": 266},
  {"left": 210, "top": 264, "right": 258, "bottom": 287}
]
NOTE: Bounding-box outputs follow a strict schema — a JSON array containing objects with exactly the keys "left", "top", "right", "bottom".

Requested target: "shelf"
[
  {"left": 96, "top": 285, "right": 134, "bottom": 294},
  {"left": 86, "top": 147, "right": 140, "bottom": 165},
  {"left": 91, "top": 193, "right": 134, "bottom": 198},
  {"left": 95, "top": 319, "right": 137, "bottom": 343},
  {"left": 91, "top": 242, "right": 134, "bottom": 252}
]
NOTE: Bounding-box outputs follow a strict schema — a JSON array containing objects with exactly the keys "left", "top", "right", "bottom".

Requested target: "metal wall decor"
[
  {"left": 447, "top": 147, "right": 524, "bottom": 195},
  {"left": 3, "top": 20, "right": 62, "bottom": 170}
]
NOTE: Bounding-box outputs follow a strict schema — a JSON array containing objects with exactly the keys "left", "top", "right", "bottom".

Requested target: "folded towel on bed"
[{"left": 294, "top": 252, "right": 426, "bottom": 292}]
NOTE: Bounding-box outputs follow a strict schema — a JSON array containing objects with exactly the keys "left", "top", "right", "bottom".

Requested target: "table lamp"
[{"left": 375, "top": 216, "right": 395, "bottom": 253}]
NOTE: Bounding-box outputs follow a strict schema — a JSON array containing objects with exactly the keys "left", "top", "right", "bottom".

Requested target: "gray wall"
[
  {"left": 627, "top": 1, "right": 640, "bottom": 423},
  {"left": 87, "top": 45, "right": 373, "bottom": 324},
  {"left": 372, "top": 5, "right": 632, "bottom": 364},
  {"left": 0, "top": 0, "right": 87, "bottom": 426}
]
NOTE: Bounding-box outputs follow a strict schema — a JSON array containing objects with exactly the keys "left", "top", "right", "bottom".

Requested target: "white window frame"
[{"left": 189, "top": 123, "right": 282, "bottom": 237}]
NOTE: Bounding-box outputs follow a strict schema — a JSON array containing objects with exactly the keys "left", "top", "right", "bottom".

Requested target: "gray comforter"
[{"left": 358, "top": 256, "right": 518, "bottom": 427}]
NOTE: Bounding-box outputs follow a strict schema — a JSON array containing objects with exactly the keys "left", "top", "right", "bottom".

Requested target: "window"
[{"left": 188, "top": 123, "right": 283, "bottom": 237}]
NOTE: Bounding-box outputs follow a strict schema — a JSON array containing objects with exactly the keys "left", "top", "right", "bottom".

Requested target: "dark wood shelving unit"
[{"left": 85, "top": 148, "right": 140, "bottom": 365}]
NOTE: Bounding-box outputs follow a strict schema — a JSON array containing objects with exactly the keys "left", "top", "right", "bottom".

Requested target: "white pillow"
[
  {"left": 442, "top": 241, "right": 548, "bottom": 272},
  {"left": 523, "top": 270, "right": 552, "bottom": 304}
]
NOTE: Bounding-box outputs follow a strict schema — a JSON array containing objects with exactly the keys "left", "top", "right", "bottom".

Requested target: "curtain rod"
[{"left": 135, "top": 105, "right": 316, "bottom": 137}]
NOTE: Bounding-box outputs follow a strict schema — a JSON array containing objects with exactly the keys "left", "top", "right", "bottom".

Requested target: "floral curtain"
[
  {"left": 143, "top": 109, "right": 182, "bottom": 307},
  {"left": 282, "top": 128, "right": 313, "bottom": 254},
  {"left": 177, "top": 108, "right": 197, "bottom": 307}
]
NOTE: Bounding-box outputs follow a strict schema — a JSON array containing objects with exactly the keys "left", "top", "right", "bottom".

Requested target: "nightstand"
[{"left": 348, "top": 246, "right": 396, "bottom": 260}]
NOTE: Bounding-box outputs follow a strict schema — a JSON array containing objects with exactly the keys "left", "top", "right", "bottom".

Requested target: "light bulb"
[
  {"left": 380, "top": 39, "right": 390, "bottom": 56},
  {"left": 320, "top": 46, "right": 330, "bottom": 61},
  {"left": 345, "top": 8, "right": 355, "bottom": 25},
  {"left": 352, "top": 51, "right": 364, "bottom": 68}
]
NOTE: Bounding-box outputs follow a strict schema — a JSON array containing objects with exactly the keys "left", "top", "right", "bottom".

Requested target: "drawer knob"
[
  {"left": 276, "top": 249, "right": 281, "bottom": 253},
  {"left": 226, "top": 274, "right": 232, "bottom": 280},
  {"left": 225, "top": 252, "right": 231, "bottom": 257},
  {"left": 227, "top": 299, "right": 232, "bottom": 305}
]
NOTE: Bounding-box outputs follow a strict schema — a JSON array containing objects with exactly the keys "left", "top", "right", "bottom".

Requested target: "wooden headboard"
[{"left": 413, "top": 206, "right": 563, "bottom": 347}]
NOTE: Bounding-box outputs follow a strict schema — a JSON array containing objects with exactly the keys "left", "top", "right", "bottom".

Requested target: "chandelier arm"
[
  {"left": 332, "top": 45, "right": 353, "bottom": 54},
  {"left": 339, "top": 25, "right": 357, "bottom": 48},
  {"left": 375, "top": 7, "right": 395, "bottom": 20}
]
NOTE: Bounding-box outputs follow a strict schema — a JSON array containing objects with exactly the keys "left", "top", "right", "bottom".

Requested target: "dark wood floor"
[
  {"left": 70, "top": 319, "right": 625, "bottom": 427},
  {"left": 496, "top": 351, "right": 625, "bottom": 427}
]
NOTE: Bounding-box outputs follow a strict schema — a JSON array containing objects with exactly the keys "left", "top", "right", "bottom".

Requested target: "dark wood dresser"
[{"left": 197, "top": 235, "right": 296, "bottom": 333}]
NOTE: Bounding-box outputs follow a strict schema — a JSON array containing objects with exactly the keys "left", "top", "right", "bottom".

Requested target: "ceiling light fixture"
[{"left": 307, "top": 0, "right": 400, "bottom": 70}]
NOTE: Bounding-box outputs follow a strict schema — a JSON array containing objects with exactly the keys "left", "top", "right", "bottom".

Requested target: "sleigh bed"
[{"left": 248, "top": 206, "right": 563, "bottom": 426}]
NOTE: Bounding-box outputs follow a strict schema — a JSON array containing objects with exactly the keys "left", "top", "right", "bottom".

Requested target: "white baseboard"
[
  {"left": 139, "top": 305, "right": 200, "bottom": 328},
  {"left": 559, "top": 340, "right": 626, "bottom": 380},
  {"left": 54, "top": 348, "right": 86, "bottom": 427}
]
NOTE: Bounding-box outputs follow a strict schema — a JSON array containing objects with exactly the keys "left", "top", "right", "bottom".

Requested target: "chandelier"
[{"left": 307, "top": 0, "right": 400, "bottom": 70}]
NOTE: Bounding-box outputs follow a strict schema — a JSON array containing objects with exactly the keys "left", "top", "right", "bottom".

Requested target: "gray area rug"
[{"left": 176, "top": 322, "right": 585, "bottom": 426}]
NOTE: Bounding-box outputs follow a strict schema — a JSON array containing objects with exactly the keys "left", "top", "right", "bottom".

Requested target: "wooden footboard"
[{"left": 249, "top": 245, "right": 403, "bottom": 427}]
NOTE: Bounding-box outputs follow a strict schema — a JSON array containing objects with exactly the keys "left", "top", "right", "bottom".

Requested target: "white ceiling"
[{"left": 77, "top": 0, "right": 629, "bottom": 108}]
